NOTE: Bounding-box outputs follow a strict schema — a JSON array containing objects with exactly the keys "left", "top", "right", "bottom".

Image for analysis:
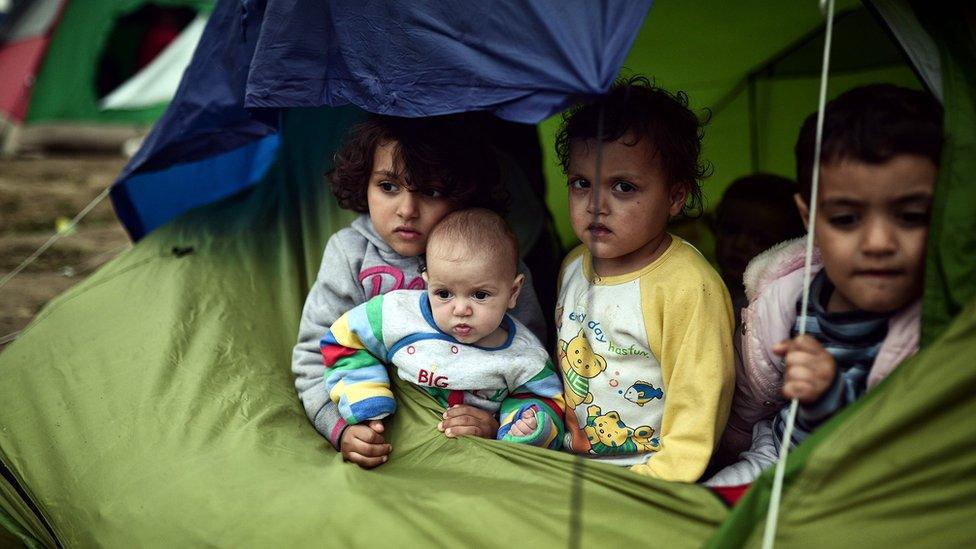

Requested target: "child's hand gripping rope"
[{"left": 774, "top": 335, "right": 837, "bottom": 404}]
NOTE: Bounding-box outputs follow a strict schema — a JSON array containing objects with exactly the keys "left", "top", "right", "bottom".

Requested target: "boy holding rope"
[{"left": 707, "top": 84, "right": 943, "bottom": 486}]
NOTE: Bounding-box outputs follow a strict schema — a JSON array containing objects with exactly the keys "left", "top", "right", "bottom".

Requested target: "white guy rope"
[
  {"left": 761, "top": 0, "right": 835, "bottom": 547},
  {"left": 0, "top": 185, "right": 114, "bottom": 294}
]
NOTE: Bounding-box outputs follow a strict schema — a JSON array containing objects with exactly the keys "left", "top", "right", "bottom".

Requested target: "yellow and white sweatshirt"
[{"left": 555, "top": 236, "right": 734, "bottom": 482}]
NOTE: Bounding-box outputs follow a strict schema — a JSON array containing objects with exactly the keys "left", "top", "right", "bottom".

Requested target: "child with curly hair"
[
  {"left": 552, "top": 76, "right": 735, "bottom": 482},
  {"left": 292, "top": 114, "right": 546, "bottom": 468}
]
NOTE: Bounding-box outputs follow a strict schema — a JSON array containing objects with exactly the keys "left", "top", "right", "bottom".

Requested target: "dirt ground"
[{"left": 0, "top": 154, "right": 132, "bottom": 348}]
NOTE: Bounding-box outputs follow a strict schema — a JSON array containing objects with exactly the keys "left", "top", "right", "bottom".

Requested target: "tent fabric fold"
[
  {"left": 245, "top": 0, "right": 652, "bottom": 123},
  {"left": 917, "top": 3, "right": 976, "bottom": 346},
  {"left": 708, "top": 302, "right": 976, "bottom": 547}
]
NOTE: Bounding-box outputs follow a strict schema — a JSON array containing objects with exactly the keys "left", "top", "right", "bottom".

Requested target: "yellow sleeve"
[{"left": 631, "top": 244, "right": 735, "bottom": 482}]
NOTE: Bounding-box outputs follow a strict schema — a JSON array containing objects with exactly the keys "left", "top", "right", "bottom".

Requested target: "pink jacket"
[{"left": 722, "top": 238, "right": 921, "bottom": 455}]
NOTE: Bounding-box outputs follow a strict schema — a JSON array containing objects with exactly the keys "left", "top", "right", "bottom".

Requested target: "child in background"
[
  {"left": 707, "top": 84, "right": 943, "bottom": 486},
  {"left": 553, "top": 76, "right": 735, "bottom": 482},
  {"left": 708, "top": 175, "right": 806, "bottom": 471},
  {"left": 321, "top": 209, "right": 564, "bottom": 458},
  {"left": 713, "top": 174, "right": 806, "bottom": 319},
  {"left": 292, "top": 115, "right": 547, "bottom": 469}
]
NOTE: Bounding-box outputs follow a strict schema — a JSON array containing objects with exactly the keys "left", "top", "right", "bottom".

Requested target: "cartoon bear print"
[
  {"left": 558, "top": 329, "right": 607, "bottom": 409},
  {"left": 630, "top": 425, "right": 657, "bottom": 453},
  {"left": 582, "top": 405, "right": 655, "bottom": 455}
]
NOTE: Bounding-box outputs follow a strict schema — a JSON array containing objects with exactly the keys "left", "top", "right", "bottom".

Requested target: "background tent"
[
  {"left": 98, "top": 13, "right": 208, "bottom": 112},
  {"left": 541, "top": 0, "right": 924, "bottom": 253},
  {"left": 1, "top": 0, "right": 975, "bottom": 546},
  {"left": 0, "top": 0, "right": 212, "bottom": 152}
]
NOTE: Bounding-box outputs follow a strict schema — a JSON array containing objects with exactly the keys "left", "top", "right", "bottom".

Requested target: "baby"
[{"left": 321, "top": 209, "right": 565, "bottom": 462}]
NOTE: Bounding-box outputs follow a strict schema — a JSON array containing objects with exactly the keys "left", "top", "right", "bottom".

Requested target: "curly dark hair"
[
  {"left": 795, "top": 84, "right": 943, "bottom": 202},
  {"left": 328, "top": 114, "right": 508, "bottom": 214},
  {"left": 554, "top": 75, "right": 710, "bottom": 217}
]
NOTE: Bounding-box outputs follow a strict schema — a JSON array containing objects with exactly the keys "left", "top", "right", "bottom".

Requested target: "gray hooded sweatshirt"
[{"left": 292, "top": 215, "right": 547, "bottom": 448}]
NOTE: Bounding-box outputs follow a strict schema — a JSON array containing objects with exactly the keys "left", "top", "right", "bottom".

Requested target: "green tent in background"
[
  {"left": 1, "top": 0, "right": 974, "bottom": 546},
  {"left": 541, "top": 0, "right": 921, "bottom": 253},
  {"left": 24, "top": 0, "right": 212, "bottom": 125},
  {"left": 0, "top": 0, "right": 212, "bottom": 153}
]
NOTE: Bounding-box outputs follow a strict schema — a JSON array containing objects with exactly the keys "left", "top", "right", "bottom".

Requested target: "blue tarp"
[
  {"left": 111, "top": 0, "right": 652, "bottom": 239},
  {"left": 246, "top": 0, "right": 648, "bottom": 122}
]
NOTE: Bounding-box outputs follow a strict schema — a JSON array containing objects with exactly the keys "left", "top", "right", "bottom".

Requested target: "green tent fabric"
[
  {"left": 918, "top": 3, "right": 976, "bottom": 345},
  {"left": 707, "top": 302, "right": 976, "bottom": 547},
  {"left": 0, "top": 107, "right": 730, "bottom": 547},
  {"left": 25, "top": 0, "right": 212, "bottom": 126},
  {"left": 3, "top": 94, "right": 976, "bottom": 545},
  {"left": 539, "top": 0, "right": 920, "bottom": 252}
]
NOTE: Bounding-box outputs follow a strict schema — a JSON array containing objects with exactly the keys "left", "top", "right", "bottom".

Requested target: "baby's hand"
[
  {"left": 773, "top": 335, "right": 836, "bottom": 404},
  {"left": 438, "top": 405, "right": 499, "bottom": 438},
  {"left": 339, "top": 420, "right": 391, "bottom": 468},
  {"left": 508, "top": 407, "right": 539, "bottom": 437}
]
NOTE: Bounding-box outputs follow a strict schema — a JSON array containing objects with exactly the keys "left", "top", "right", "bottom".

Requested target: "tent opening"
[{"left": 94, "top": 4, "right": 196, "bottom": 100}]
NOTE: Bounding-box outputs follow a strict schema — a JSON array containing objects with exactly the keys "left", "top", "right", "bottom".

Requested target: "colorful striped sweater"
[{"left": 320, "top": 290, "right": 565, "bottom": 449}]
